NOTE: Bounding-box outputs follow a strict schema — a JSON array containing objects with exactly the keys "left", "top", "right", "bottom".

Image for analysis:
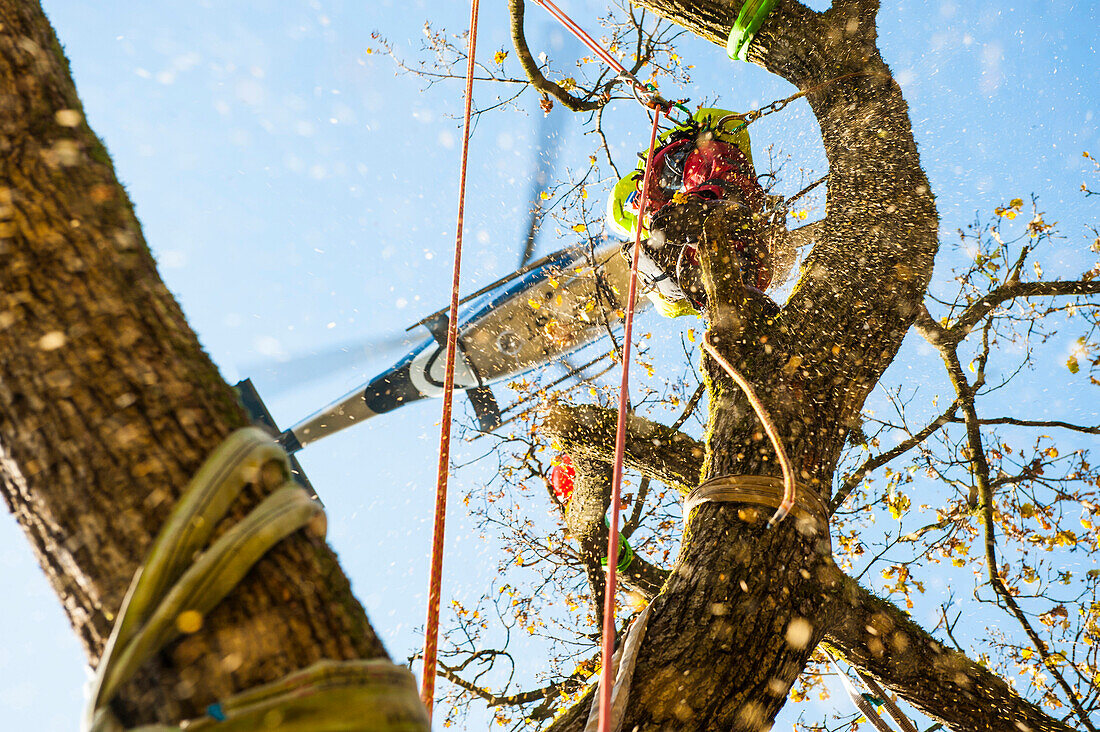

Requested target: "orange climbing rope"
[
  {"left": 599, "top": 107, "right": 663, "bottom": 732},
  {"left": 421, "top": 0, "right": 480, "bottom": 719},
  {"left": 531, "top": 0, "right": 680, "bottom": 113},
  {"left": 701, "top": 330, "right": 796, "bottom": 525},
  {"left": 531, "top": 0, "right": 647, "bottom": 100}
]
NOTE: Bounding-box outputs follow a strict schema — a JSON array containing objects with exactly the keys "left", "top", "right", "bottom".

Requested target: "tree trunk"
[
  {"left": 548, "top": 405, "right": 1078, "bottom": 731},
  {"left": 0, "top": 2, "right": 387, "bottom": 725},
  {"left": 551, "top": 1, "right": 943, "bottom": 729}
]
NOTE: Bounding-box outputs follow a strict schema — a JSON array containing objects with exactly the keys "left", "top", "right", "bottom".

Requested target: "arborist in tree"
[{"left": 607, "top": 107, "right": 789, "bottom": 317}]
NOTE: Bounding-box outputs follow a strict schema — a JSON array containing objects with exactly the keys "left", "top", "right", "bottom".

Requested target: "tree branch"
[
  {"left": 947, "top": 280, "right": 1100, "bottom": 344},
  {"left": 831, "top": 399, "right": 961, "bottom": 514},
  {"left": 544, "top": 403, "right": 1078, "bottom": 731},
  {"left": 621, "top": 476, "right": 652, "bottom": 538},
  {"left": 439, "top": 660, "right": 579, "bottom": 712},
  {"left": 508, "top": 0, "right": 603, "bottom": 112},
  {"left": 948, "top": 416, "right": 1100, "bottom": 435},
  {"left": 824, "top": 564, "right": 1078, "bottom": 732},
  {"left": 544, "top": 403, "right": 702, "bottom": 493},
  {"left": 938, "top": 338, "right": 1098, "bottom": 732}
]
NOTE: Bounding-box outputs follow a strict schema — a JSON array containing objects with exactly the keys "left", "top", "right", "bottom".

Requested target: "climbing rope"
[
  {"left": 421, "top": 0, "right": 480, "bottom": 719},
  {"left": 523, "top": 8, "right": 674, "bottom": 730},
  {"left": 700, "top": 330, "right": 796, "bottom": 526},
  {"left": 530, "top": 0, "right": 653, "bottom": 106},
  {"left": 83, "top": 427, "right": 428, "bottom": 732},
  {"left": 597, "top": 107, "right": 663, "bottom": 732},
  {"left": 530, "top": 0, "right": 686, "bottom": 117}
]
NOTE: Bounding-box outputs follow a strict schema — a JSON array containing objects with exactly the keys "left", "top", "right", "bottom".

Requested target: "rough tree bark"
[
  {"left": 0, "top": 2, "right": 391, "bottom": 726},
  {"left": 547, "top": 406, "right": 1073, "bottom": 731},
  {"left": 535, "top": 2, "right": 1077, "bottom": 731}
]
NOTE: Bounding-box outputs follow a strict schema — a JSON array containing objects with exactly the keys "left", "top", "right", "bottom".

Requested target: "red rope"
[
  {"left": 421, "top": 0, "right": 480, "bottom": 719},
  {"left": 598, "top": 107, "right": 664, "bottom": 732},
  {"left": 531, "top": 0, "right": 627, "bottom": 76},
  {"left": 531, "top": 0, "right": 659, "bottom": 105}
]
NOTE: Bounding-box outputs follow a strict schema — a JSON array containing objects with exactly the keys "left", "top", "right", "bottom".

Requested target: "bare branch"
[
  {"left": 831, "top": 399, "right": 961, "bottom": 514},
  {"left": 668, "top": 381, "right": 706, "bottom": 432},
  {"left": 508, "top": 0, "right": 603, "bottom": 112},
  {"left": 439, "top": 661, "right": 579, "bottom": 709},
  {"left": 621, "top": 476, "right": 651, "bottom": 538},
  {"left": 950, "top": 416, "right": 1100, "bottom": 435},
  {"left": 947, "top": 280, "right": 1100, "bottom": 344}
]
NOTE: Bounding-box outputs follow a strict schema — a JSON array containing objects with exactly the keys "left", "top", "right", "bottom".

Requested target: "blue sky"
[{"left": 1, "top": 1, "right": 1097, "bottom": 729}]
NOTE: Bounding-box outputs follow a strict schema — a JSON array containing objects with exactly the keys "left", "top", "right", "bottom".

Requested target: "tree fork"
[
  {"left": 0, "top": 1, "right": 386, "bottom": 725},
  {"left": 545, "top": 402, "right": 1080, "bottom": 731}
]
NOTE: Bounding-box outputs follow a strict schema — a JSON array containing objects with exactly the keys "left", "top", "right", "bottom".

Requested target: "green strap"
[
  {"left": 85, "top": 428, "right": 429, "bottom": 732},
  {"left": 726, "top": 0, "right": 778, "bottom": 62},
  {"left": 598, "top": 516, "right": 635, "bottom": 573}
]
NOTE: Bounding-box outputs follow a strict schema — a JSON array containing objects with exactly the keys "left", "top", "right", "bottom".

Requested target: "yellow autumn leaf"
[
  {"left": 571, "top": 224, "right": 586, "bottom": 233},
  {"left": 540, "top": 191, "right": 549, "bottom": 200},
  {"left": 686, "top": 328, "right": 696, "bottom": 343},
  {"left": 528, "top": 298, "right": 541, "bottom": 310},
  {"left": 493, "top": 49, "right": 508, "bottom": 64},
  {"left": 1010, "top": 197, "right": 1024, "bottom": 208}
]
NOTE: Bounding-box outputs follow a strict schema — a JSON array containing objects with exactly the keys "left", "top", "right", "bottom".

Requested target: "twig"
[
  {"left": 669, "top": 381, "right": 706, "bottom": 432},
  {"left": 831, "top": 399, "right": 961, "bottom": 514}
]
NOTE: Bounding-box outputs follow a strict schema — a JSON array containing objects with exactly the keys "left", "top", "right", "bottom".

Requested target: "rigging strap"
[
  {"left": 727, "top": 0, "right": 778, "bottom": 61},
  {"left": 83, "top": 427, "right": 428, "bottom": 732},
  {"left": 683, "top": 475, "right": 826, "bottom": 531}
]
